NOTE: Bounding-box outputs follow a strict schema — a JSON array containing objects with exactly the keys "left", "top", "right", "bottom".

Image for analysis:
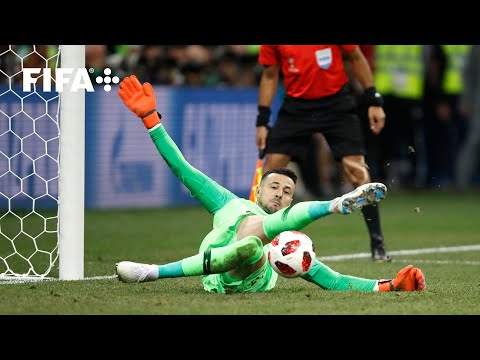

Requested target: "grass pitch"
[{"left": 1, "top": 189, "right": 479, "bottom": 316}]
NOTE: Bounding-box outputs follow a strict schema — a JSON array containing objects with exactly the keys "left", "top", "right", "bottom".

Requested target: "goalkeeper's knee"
[{"left": 236, "top": 236, "right": 264, "bottom": 265}]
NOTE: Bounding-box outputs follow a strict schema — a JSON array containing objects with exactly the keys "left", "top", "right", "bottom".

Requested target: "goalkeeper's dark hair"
[{"left": 261, "top": 168, "right": 297, "bottom": 184}]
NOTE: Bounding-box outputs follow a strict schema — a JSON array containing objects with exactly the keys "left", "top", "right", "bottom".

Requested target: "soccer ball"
[{"left": 268, "top": 230, "right": 316, "bottom": 278}]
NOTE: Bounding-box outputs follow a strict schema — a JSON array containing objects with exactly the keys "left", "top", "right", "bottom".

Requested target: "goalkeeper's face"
[{"left": 256, "top": 173, "right": 295, "bottom": 214}]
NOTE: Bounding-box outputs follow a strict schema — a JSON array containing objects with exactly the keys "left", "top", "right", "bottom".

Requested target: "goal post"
[
  {"left": 58, "top": 45, "right": 85, "bottom": 280},
  {"left": 0, "top": 45, "right": 85, "bottom": 281}
]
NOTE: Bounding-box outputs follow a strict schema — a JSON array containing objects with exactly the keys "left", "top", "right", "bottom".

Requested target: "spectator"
[
  {"left": 0, "top": 45, "right": 20, "bottom": 85},
  {"left": 134, "top": 45, "right": 181, "bottom": 85},
  {"left": 214, "top": 50, "right": 242, "bottom": 87},
  {"left": 455, "top": 45, "right": 480, "bottom": 191},
  {"left": 423, "top": 45, "right": 471, "bottom": 188},
  {"left": 107, "top": 45, "right": 143, "bottom": 81},
  {"left": 180, "top": 45, "right": 212, "bottom": 87},
  {"left": 373, "top": 45, "right": 426, "bottom": 189},
  {"left": 85, "top": 45, "right": 108, "bottom": 83}
]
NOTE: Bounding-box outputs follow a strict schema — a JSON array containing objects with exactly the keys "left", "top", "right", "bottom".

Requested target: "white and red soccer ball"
[{"left": 268, "top": 230, "right": 316, "bottom": 278}]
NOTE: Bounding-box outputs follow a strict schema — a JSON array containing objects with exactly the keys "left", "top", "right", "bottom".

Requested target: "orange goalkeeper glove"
[
  {"left": 378, "top": 265, "right": 426, "bottom": 292},
  {"left": 118, "top": 75, "right": 161, "bottom": 129}
]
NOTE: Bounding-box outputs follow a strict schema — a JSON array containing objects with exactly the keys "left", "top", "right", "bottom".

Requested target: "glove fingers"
[
  {"left": 413, "top": 268, "right": 426, "bottom": 290},
  {"left": 397, "top": 264, "right": 413, "bottom": 277},
  {"left": 122, "top": 76, "right": 137, "bottom": 95},
  {"left": 119, "top": 79, "right": 133, "bottom": 98},
  {"left": 143, "top": 82, "right": 154, "bottom": 97},
  {"left": 117, "top": 75, "right": 156, "bottom": 119},
  {"left": 118, "top": 89, "right": 130, "bottom": 106},
  {"left": 130, "top": 75, "right": 143, "bottom": 91}
]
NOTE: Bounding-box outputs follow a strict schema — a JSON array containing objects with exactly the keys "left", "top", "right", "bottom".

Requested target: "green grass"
[{"left": 1, "top": 190, "right": 480, "bottom": 315}]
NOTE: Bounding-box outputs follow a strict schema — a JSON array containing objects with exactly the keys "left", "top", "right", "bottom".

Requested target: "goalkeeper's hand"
[
  {"left": 118, "top": 75, "right": 161, "bottom": 129},
  {"left": 378, "top": 265, "right": 426, "bottom": 292}
]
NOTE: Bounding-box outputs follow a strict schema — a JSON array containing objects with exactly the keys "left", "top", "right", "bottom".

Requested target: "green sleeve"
[{"left": 149, "top": 124, "right": 237, "bottom": 214}]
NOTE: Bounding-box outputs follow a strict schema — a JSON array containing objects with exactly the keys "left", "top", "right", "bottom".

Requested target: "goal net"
[{"left": 0, "top": 45, "right": 85, "bottom": 281}]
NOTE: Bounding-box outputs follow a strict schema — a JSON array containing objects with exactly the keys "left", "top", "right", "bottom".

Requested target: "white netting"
[{"left": 0, "top": 45, "right": 61, "bottom": 280}]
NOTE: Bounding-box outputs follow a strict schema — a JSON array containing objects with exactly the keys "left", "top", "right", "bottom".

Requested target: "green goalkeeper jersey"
[
  {"left": 199, "top": 197, "right": 278, "bottom": 293},
  {"left": 149, "top": 124, "right": 278, "bottom": 292},
  {"left": 200, "top": 197, "right": 268, "bottom": 253}
]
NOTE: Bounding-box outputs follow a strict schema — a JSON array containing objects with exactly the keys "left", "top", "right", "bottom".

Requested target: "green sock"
[
  {"left": 301, "top": 259, "right": 377, "bottom": 291},
  {"left": 262, "top": 201, "right": 332, "bottom": 240},
  {"left": 158, "top": 236, "right": 264, "bottom": 278}
]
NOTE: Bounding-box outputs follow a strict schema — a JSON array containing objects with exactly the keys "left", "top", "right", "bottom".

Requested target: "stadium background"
[
  {"left": 3, "top": 44, "right": 480, "bottom": 211},
  {"left": 0, "top": 85, "right": 284, "bottom": 209},
  {"left": 85, "top": 86, "right": 284, "bottom": 209},
  {"left": 1, "top": 45, "right": 479, "bottom": 317}
]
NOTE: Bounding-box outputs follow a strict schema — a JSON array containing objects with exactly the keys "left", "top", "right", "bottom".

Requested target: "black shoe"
[{"left": 372, "top": 246, "right": 392, "bottom": 262}]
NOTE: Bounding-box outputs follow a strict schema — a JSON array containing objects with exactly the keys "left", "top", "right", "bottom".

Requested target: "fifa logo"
[{"left": 22, "top": 67, "right": 119, "bottom": 92}]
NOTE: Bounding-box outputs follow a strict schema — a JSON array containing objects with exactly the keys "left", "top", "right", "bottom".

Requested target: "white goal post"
[
  {"left": 0, "top": 45, "right": 85, "bottom": 281},
  {"left": 58, "top": 45, "right": 85, "bottom": 280}
]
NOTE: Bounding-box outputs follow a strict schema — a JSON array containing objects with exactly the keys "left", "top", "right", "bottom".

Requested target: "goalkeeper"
[{"left": 115, "top": 75, "right": 426, "bottom": 293}]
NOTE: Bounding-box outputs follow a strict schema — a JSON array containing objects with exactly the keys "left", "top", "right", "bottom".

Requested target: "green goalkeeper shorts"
[{"left": 201, "top": 245, "right": 278, "bottom": 293}]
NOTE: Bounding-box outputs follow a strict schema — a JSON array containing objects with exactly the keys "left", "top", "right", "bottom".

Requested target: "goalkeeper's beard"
[{"left": 257, "top": 198, "right": 281, "bottom": 214}]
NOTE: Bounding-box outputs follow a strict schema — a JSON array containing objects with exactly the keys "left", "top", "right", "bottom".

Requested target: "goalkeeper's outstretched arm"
[{"left": 118, "top": 75, "right": 236, "bottom": 214}]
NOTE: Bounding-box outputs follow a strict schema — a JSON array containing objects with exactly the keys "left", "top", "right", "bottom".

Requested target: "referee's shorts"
[{"left": 266, "top": 85, "right": 365, "bottom": 162}]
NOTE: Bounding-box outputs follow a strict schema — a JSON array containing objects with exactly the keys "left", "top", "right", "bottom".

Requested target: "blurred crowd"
[
  {"left": 89, "top": 45, "right": 262, "bottom": 87},
  {"left": 1, "top": 44, "right": 479, "bottom": 194},
  {"left": 0, "top": 45, "right": 262, "bottom": 88}
]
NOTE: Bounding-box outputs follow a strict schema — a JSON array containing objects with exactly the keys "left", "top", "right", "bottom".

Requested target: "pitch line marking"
[
  {"left": 2, "top": 245, "right": 479, "bottom": 284},
  {"left": 0, "top": 274, "right": 117, "bottom": 284},
  {"left": 317, "top": 244, "right": 480, "bottom": 262},
  {"left": 392, "top": 259, "right": 480, "bottom": 265}
]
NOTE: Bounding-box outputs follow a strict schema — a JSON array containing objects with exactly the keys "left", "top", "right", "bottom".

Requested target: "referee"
[{"left": 255, "top": 45, "right": 391, "bottom": 262}]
